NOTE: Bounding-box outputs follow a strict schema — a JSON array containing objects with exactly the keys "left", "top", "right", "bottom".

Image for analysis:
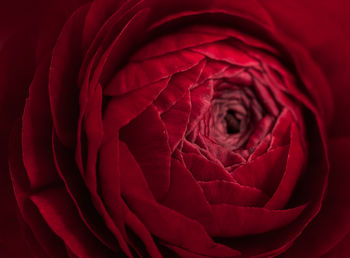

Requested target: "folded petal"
[
  {"left": 210, "top": 203, "right": 307, "bottom": 237},
  {"left": 120, "top": 105, "right": 171, "bottom": 201},
  {"left": 161, "top": 91, "right": 191, "bottom": 152},
  {"left": 161, "top": 159, "right": 214, "bottom": 228},
  {"left": 30, "top": 188, "right": 114, "bottom": 258},
  {"left": 265, "top": 124, "right": 306, "bottom": 209},
  {"left": 49, "top": 5, "right": 89, "bottom": 147},
  {"left": 200, "top": 180, "right": 268, "bottom": 207},
  {"left": 233, "top": 145, "right": 289, "bottom": 195},
  {"left": 183, "top": 152, "right": 235, "bottom": 182},
  {"left": 104, "top": 50, "right": 203, "bottom": 96},
  {"left": 119, "top": 141, "right": 240, "bottom": 257}
]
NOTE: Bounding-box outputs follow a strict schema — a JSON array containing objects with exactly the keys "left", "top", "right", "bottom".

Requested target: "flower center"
[
  {"left": 224, "top": 109, "right": 241, "bottom": 134},
  {"left": 199, "top": 76, "right": 268, "bottom": 151}
]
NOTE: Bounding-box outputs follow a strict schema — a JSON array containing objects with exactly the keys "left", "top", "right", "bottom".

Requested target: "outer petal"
[
  {"left": 49, "top": 4, "right": 90, "bottom": 147},
  {"left": 0, "top": 30, "right": 37, "bottom": 257},
  {"left": 262, "top": 0, "right": 350, "bottom": 135},
  {"left": 322, "top": 233, "right": 350, "bottom": 258},
  {"left": 282, "top": 137, "right": 350, "bottom": 257}
]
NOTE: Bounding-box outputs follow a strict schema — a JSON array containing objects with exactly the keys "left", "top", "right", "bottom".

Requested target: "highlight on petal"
[{"left": 283, "top": 137, "right": 350, "bottom": 257}]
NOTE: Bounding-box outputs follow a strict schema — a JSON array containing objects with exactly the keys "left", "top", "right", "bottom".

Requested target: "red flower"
[{"left": 1, "top": 0, "right": 349, "bottom": 257}]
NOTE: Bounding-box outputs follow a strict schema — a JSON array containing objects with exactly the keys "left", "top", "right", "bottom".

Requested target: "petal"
[
  {"left": 124, "top": 206, "right": 162, "bottom": 258},
  {"left": 200, "top": 180, "right": 269, "bottom": 207},
  {"left": 161, "top": 91, "right": 191, "bottom": 152},
  {"left": 154, "top": 60, "right": 205, "bottom": 114},
  {"left": 183, "top": 152, "right": 235, "bottom": 182},
  {"left": 79, "top": 0, "right": 147, "bottom": 86},
  {"left": 120, "top": 105, "right": 171, "bottom": 201},
  {"left": 161, "top": 158, "right": 214, "bottom": 228},
  {"left": 82, "top": 0, "right": 136, "bottom": 50},
  {"left": 322, "top": 232, "right": 350, "bottom": 258},
  {"left": 21, "top": 57, "right": 59, "bottom": 192},
  {"left": 49, "top": 5, "right": 89, "bottom": 147},
  {"left": 131, "top": 25, "right": 230, "bottom": 61},
  {"left": 233, "top": 145, "right": 289, "bottom": 195},
  {"left": 262, "top": 0, "right": 341, "bottom": 129},
  {"left": 82, "top": 83, "right": 104, "bottom": 191},
  {"left": 104, "top": 50, "right": 203, "bottom": 96},
  {"left": 196, "top": 135, "right": 246, "bottom": 167},
  {"left": 52, "top": 132, "right": 121, "bottom": 252},
  {"left": 197, "top": 59, "right": 230, "bottom": 84},
  {"left": 96, "top": 136, "right": 132, "bottom": 255},
  {"left": 8, "top": 123, "right": 69, "bottom": 258},
  {"left": 30, "top": 188, "right": 114, "bottom": 258},
  {"left": 283, "top": 137, "right": 350, "bottom": 257},
  {"left": 265, "top": 124, "right": 306, "bottom": 209},
  {"left": 191, "top": 41, "right": 259, "bottom": 67},
  {"left": 210, "top": 203, "right": 307, "bottom": 237},
  {"left": 269, "top": 108, "right": 293, "bottom": 149},
  {"left": 102, "top": 78, "right": 168, "bottom": 140},
  {"left": 148, "top": 0, "right": 275, "bottom": 32},
  {"left": 90, "top": 8, "right": 151, "bottom": 86},
  {"left": 119, "top": 141, "right": 240, "bottom": 257},
  {"left": 20, "top": 56, "right": 118, "bottom": 255}
]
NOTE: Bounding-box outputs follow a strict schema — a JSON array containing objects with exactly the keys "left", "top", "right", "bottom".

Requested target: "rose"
[
  {"left": 1, "top": 0, "right": 349, "bottom": 257},
  {"left": 1, "top": 0, "right": 350, "bottom": 257}
]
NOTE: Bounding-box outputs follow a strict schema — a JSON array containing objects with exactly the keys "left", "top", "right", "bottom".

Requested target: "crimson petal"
[
  {"left": 200, "top": 180, "right": 269, "bottom": 207},
  {"left": 119, "top": 141, "right": 240, "bottom": 257},
  {"left": 233, "top": 145, "right": 289, "bottom": 196},
  {"left": 120, "top": 105, "right": 171, "bottom": 201}
]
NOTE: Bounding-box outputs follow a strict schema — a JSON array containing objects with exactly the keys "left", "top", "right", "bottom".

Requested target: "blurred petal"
[
  {"left": 0, "top": 29, "right": 37, "bottom": 258},
  {"left": 30, "top": 188, "right": 114, "bottom": 257},
  {"left": 49, "top": 4, "right": 89, "bottom": 147},
  {"left": 22, "top": 57, "right": 59, "bottom": 190},
  {"left": 282, "top": 137, "right": 350, "bottom": 257},
  {"left": 322, "top": 232, "right": 350, "bottom": 258},
  {"left": 9, "top": 123, "right": 68, "bottom": 258}
]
